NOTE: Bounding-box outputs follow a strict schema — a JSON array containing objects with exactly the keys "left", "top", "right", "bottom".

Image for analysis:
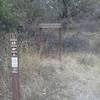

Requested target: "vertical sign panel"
[
  {"left": 10, "top": 33, "right": 20, "bottom": 100},
  {"left": 11, "top": 57, "right": 18, "bottom": 68}
]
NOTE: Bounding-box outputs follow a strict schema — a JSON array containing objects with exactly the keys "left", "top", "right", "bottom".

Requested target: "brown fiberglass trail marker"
[{"left": 10, "top": 33, "right": 20, "bottom": 100}]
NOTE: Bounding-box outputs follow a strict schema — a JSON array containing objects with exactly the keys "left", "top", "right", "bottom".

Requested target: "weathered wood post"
[
  {"left": 10, "top": 33, "right": 20, "bottom": 100},
  {"left": 58, "top": 28, "right": 62, "bottom": 61},
  {"left": 39, "top": 28, "right": 43, "bottom": 58},
  {"left": 38, "top": 23, "right": 62, "bottom": 60}
]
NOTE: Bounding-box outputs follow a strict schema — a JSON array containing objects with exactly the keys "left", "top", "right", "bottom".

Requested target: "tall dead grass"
[{"left": 19, "top": 50, "right": 100, "bottom": 100}]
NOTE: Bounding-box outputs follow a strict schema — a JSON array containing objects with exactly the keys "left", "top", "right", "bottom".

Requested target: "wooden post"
[
  {"left": 39, "top": 28, "right": 43, "bottom": 58},
  {"left": 58, "top": 28, "right": 62, "bottom": 61},
  {"left": 37, "top": 23, "right": 62, "bottom": 60},
  {"left": 10, "top": 33, "right": 20, "bottom": 100}
]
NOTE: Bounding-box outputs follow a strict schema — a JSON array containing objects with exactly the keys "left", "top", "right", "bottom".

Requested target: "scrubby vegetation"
[
  {"left": 18, "top": 51, "right": 100, "bottom": 100},
  {"left": 1, "top": 0, "right": 100, "bottom": 100}
]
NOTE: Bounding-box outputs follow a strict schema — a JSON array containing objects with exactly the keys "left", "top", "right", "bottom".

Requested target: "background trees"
[{"left": 0, "top": 0, "right": 99, "bottom": 32}]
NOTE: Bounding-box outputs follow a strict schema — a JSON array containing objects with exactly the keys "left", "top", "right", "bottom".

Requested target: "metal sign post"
[{"left": 10, "top": 33, "right": 20, "bottom": 100}]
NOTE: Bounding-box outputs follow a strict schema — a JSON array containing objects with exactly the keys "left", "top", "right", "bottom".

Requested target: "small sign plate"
[
  {"left": 11, "top": 57, "right": 18, "bottom": 68},
  {"left": 12, "top": 68, "right": 18, "bottom": 73}
]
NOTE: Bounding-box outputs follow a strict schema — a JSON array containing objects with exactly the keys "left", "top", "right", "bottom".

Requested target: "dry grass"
[
  {"left": 1, "top": 31, "right": 100, "bottom": 100},
  {"left": 19, "top": 51, "right": 100, "bottom": 100}
]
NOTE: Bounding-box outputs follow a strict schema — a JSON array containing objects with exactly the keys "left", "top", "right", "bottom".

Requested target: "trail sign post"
[
  {"left": 38, "top": 23, "right": 63, "bottom": 61},
  {"left": 10, "top": 33, "right": 20, "bottom": 100}
]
